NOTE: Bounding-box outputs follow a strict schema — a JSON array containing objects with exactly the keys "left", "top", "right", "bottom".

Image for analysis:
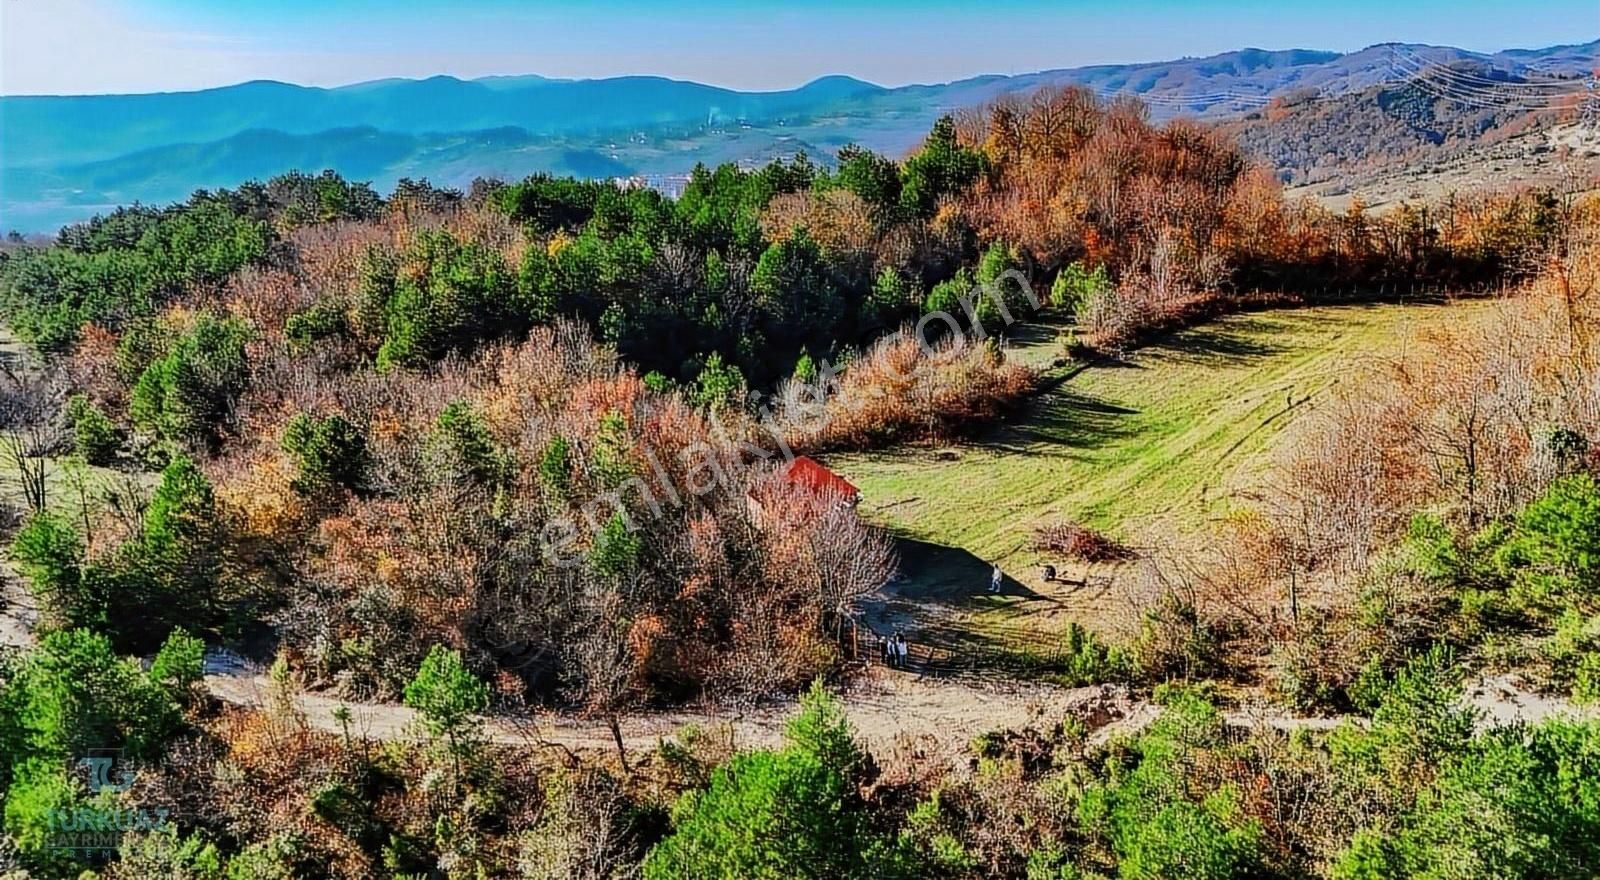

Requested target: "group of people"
[
  {"left": 873, "top": 564, "right": 1004, "bottom": 670},
  {"left": 881, "top": 632, "right": 910, "bottom": 668}
]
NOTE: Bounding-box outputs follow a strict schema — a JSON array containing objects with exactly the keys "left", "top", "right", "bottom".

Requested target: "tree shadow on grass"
[
  {"left": 862, "top": 537, "right": 1055, "bottom": 621},
  {"left": 1147, "top": 321, "right": 1288, "bottom": 367},
  {"left": 987, "top": 317, "right": 1293, "bottom": 453},
  {"left": 978, "top": 318, "right": 1287, "bottom": 457},
  {"left": 858, "top": 538, "right": 1075, "bottom": 675},
  {"left": 1004, "top": 320, "right": 1059, "bottom": 349},
  {"left": 983, "top": 386, "right": 1139, "bottom": 454}
]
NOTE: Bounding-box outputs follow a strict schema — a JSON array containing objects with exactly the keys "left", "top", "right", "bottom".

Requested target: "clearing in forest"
[{"left": 831, "top": 298, "right": 1503, "bottom": 656}]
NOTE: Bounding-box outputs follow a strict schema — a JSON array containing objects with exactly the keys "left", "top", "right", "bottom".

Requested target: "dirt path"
[
  {"left": 0, "top": 568, "right": 38, "bottom": 650},
  {"left": 202, "top": 648, "right": 1595, "bottom": 758},
  {"left": 203, "top": 657, "right": 1136, "bottom": 754}
]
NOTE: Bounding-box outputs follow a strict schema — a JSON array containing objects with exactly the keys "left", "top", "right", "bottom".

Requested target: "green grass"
[
  {"left": 832, "top": 299, "right": 1499, "bottom": 650},
  {"left": 0, "top": 326, "right": 148, "bottom": 523},
  {"left": 0, "top": 444, "right": 137, "bottom": 517}
]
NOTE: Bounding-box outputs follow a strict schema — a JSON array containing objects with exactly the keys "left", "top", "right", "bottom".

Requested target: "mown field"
[{"left": 831, "top": 298, "right": 1503, "bottom": 652}]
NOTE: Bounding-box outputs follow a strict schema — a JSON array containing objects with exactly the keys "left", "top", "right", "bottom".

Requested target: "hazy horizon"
[
  {"left": 2, "top": 0, "right": 1594, "bottom": 97},
  {"left": 3, "top": 36, "right": 1597, "bottom": 100}
]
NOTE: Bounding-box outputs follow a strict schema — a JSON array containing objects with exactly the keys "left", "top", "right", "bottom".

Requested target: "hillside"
[
  {"left": 2, "top": 39, "right": 1594, "bottom": 232},
  {"left": 1286, "top": 122, "right": 1600, "bottom": 210},
  {"left": 1223, "top": 56, "right": 1599, "bottom": 194}
]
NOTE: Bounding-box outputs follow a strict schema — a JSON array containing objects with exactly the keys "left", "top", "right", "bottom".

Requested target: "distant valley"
[{"left": 2, "top": 39, "right": 1595, "bottom": 232}]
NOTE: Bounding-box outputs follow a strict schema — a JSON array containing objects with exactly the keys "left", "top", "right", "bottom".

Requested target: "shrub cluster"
[{"left": 1034, "top": 520, "right": 1132, "bottom": 563}]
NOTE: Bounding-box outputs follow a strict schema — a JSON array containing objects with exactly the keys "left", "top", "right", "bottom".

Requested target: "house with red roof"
[
  {"left": 747, "top": 455, "right": 861, "bottom": 523},
  {"left": 780, "top": 455, "right": 860, "bottom": 505}
]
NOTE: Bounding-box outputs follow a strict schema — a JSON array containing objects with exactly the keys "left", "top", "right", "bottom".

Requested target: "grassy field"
[
  {"left": 831, "top": 298, "right": 1501, "bottom": 654},
  {"left": 0, "top": 325, "right": 139, "bottom": 518}
]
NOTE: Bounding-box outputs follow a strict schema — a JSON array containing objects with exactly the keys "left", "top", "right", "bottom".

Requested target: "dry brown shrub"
[
  {"left": 761, "top": 189, "right": 876, "bottom": 256},
  {"left": 290, "top": 217, "right": 396, "bottom": 292},
  {"left": 1033, "top": 520, "right": 1131, "bottom": 562},
  {"left": 776, "top": 330, "right": 1036, "bottom": 452},
  {"left": 1077, "top": 229, "right": 1226, "bottom": 350},
  {"left": 216, "top": 453, "right": 306, "bottom": 546},
  {"left": 206, "top": 708, "right": 375, "bottom": 878},
  {"left": 66, "top": 323, "right": 126, "bottom": 410},
  {"left": 224, "top": 266, "right": 315, "bottom": 342},
  {"left": 1260, "top": 238, "right": 1600, "bottom": 580}
]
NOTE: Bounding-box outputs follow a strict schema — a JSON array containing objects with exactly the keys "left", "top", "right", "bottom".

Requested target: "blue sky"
[{"left": 1, "top": 0, "right": 1594, "bottom": 95}]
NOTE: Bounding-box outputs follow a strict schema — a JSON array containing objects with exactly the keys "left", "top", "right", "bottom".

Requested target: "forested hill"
[
  {"left": 1, "top": 39, "right": 1594, "bottom": 232},
  {"left": 0, "top": 74, "right": 890, "bottom": 169}
]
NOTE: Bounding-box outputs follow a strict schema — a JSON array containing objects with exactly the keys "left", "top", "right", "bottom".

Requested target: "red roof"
[{"left": 782, "top": 456, "right": 859, "bottom": 499}]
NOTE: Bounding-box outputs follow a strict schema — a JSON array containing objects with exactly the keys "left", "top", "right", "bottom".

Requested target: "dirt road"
[
  {"left": 0, "top": 571, "right": 38, "bottom": 650},
  {"left": 202, "top": 654, "right": 1596, "bottom": 757},
  {"left": 204, "top": 658, "right": 1133, "bottom": 753}
]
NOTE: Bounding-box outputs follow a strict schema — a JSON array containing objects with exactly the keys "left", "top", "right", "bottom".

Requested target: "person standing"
[{"left": 989, "top": 563, "right": 1003, "bottom": 594}]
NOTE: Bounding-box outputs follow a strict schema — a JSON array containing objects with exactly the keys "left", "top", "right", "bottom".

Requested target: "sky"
[{"left": 1, "top": 0, "right": 1595, "bottom": 96}]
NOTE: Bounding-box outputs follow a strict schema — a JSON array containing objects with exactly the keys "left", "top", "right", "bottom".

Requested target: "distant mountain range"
[
  {"left": 0, "top": 74, "right": 890, "bottom": 169},
  {"left": 1, "top": 40, "right": 1594, "bottom": 232}
]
